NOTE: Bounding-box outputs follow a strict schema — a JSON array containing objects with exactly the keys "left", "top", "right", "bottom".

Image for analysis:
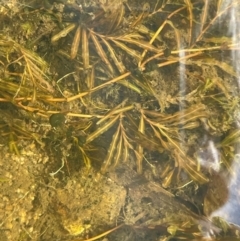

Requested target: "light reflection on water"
[
  {"left": 225, "top": 0, "right": 240, "bottom": 89},
  {"left": 205, "top": 0, "right": 240, "bottom": 229}
]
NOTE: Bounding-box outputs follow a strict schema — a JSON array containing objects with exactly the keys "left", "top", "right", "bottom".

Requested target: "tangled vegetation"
[{"left": 1, "top": 0, "right": 240, "bottom": 240}]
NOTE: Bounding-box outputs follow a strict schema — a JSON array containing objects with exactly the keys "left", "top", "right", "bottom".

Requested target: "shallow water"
[{"left": 0, "top": 0, "right": 240, "bottom": 240}]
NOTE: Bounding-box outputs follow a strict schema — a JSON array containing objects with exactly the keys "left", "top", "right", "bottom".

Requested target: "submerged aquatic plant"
[
  {"left": 1, "top": 0, "right": 240, "bottom": 239},
  {"left": 0, "top": 0, "right": 240, "bottom": 180}
]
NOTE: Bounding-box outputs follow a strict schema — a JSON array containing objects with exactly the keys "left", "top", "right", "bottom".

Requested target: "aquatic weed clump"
[{"left": 1, "top": 0, "right": 240, "bottom": 240}]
